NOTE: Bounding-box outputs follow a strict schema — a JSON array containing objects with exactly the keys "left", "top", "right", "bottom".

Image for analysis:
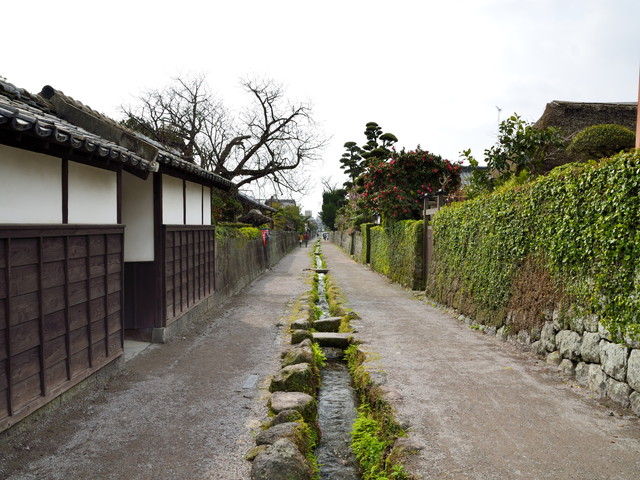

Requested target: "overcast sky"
[{"left": 3, "top": 0, "right": 639, "bottom": 215}]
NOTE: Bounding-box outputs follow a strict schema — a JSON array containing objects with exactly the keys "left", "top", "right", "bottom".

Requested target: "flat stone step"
[{"left": 311, "top": 332, "right": 354, "bottom": 348}]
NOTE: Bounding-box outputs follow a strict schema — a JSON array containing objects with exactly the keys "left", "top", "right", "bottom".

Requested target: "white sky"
[{"left": 3, "top": 0, "right": 639, "bottom": 215}]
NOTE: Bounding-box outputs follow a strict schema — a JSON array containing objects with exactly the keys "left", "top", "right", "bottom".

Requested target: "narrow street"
[
  {"left": 2, "top": 242, "right": 640, "bottom": 479},
  {"left": 321, "top": 242, "right": 640, "bottom": 480},
  {"left": 0, "top": 246, "right": 313, "bottom": 480}
]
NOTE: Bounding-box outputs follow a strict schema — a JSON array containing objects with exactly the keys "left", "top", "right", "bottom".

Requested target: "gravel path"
[
  {"left": 321, "top": 242, "right": 640, "bottom": 480},
  {"left": 0, "top": 246, "right": 313, "bottom": 480}
]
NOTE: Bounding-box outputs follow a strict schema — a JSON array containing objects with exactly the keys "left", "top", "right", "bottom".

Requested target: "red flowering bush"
[{"left": 361, "top": 148, "right": 462, "bottom": 221}]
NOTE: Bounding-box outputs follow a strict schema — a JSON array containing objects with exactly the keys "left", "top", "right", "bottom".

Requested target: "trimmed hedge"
[
  {"left": 427, "top": 150, "right": 640, "bottom": 342},
  {"left": 370, "top": 220, "right": 424, "bottom": 290}
]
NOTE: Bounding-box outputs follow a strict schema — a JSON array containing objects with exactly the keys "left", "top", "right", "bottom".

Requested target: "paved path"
[
  {"left": 0, "top": 246, "right": 314, "bottom": 480},
  {"left": 321, "top": 242, "right": 640, "bottom": 480}
]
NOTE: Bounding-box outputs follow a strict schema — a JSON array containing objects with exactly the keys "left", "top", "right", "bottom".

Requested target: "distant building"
[
  {"left": 263, "top": 196, "right": 296, "bottom": 209},
  {"left": 304, "top": 210, "right": 312, "bottom": 218}
]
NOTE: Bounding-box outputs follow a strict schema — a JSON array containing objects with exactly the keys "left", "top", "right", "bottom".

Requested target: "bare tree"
[{"left": 121, "top": 74, "right": 326, "bottom": 194}]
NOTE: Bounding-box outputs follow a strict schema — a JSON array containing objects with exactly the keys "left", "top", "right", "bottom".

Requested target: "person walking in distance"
[{"left": 303, "top": 233, "right": 309, "bottom": 247}]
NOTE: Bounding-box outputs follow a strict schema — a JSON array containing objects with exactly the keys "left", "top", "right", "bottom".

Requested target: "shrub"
[
  {"left": 428, "top": 150, "right": 640, "bottom": 342},
  {"left": 566, "top": 123, "right": 635, "bottom": 162}
]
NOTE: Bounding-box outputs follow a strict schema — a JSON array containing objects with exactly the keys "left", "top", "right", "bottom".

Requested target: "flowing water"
[{"left": 313, "top": 250, "right": 360, "bottom": 479}]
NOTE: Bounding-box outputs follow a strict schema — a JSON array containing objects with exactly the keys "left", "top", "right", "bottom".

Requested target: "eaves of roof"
[
  {"left": 0, "top": 84, "right": 158, "bottom": 173},
  {"left": 236, "top": 192, "right": 277, "bottom": 213}
]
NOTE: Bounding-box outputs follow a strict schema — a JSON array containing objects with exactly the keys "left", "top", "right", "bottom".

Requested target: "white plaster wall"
[
  {"left": 0, "top": 145, "right": 62, "bottom": 223},
  {"left": 122, "top": 172, "right": 154, "bottom": 262},
  {"left": 162, "top": 175, "right": 184, "bottom": 224},
  {"left": 202, "top": 186, "right": 212, "bottom": 225},
  {"left": 185, "top": 181, "right": 203, "bottom": 225},
  {"left": 68, "top": 162, "right": 117, "bottom": 224}
]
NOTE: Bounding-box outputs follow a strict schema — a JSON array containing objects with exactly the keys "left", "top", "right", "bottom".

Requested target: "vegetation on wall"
[
  {"left": 428, "top": 150, "right": 640, "bottom": 342},
  {"left": 370, "top": 221, "right": 424, "bottom": 290}
]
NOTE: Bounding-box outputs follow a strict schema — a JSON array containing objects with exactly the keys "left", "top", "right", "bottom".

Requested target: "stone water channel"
[{"left": 313, "top": 250, "right": 360, "bottom": 480}]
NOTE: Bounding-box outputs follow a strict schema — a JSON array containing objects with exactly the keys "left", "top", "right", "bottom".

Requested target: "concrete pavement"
[{"left": 321, "top": 241, "right": 640, "bottom": 480}]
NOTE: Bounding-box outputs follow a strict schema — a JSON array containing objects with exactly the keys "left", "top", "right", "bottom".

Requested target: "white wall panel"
[
  {"left": 122, "top": 172, "right": 154, "bottom": 262},
  {"left": 185, "top": 181, "right": 203, "bottom": 225},
  {"left": 202, "top": 186, "right": 212, "bottom": 225},
  {"left": 162, "top": 175, "right": 184, "bottom": 224},
  {"left": 68, "top": 162, "right": 117, "bottom": 224},
  {"left": 0, "top": 145, "right": 62, "bottom": 223}
]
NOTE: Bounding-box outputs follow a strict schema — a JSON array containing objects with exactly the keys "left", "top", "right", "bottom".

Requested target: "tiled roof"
[
  {"left": 0, "top": 79, "right": 233, "bottom": 189},
  {"left": 0, "top": 79, "right": 158, "bottom": 173}
]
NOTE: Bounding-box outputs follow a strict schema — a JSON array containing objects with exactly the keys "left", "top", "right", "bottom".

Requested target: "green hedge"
[
  {"left": 427, "top": 150, "right": 640, "bottom": 342},
  {"left": 370, "top": 220, "right": 424, "bottom": 290}
]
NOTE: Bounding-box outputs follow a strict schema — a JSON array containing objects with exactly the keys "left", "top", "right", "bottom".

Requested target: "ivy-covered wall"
[
  {"left": 370, "top": 220, "right": 424, "bottom": 290},
  {"left": 427, "top": 151, "right": 640, "bottom": 343}
]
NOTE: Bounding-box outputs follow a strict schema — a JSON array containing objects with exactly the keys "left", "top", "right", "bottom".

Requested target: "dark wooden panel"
[
  {"left": 10, "top": 346, "right": 40, "bottom": 383},
  {"left": 43, "top": 310, "right": 66, "bottom": 341},
  {"left": 89, "top": 257, "right": 106, "bottom": 278},
  {"left": 67, "top": 237, "right": 87, "bottom": 259},
  {"left": 0, "top": 226, "right": 125, "bottom": 428},
  {"left": 90, "top": 299, "right": 105, "bottom": 324},
  {"left": 68, "top": 258, "right": 87, "bottom": 283},
  {"left": 11, "top": 319, "right": 40, "bottom": 355},
  {"left": 9, "top": 292, "right": 39, "bottom": 326},
  {"left": 44, "top": 359, "right": 68, "bottom": 392},
  {"left": 41, "top": 237, "right": 65, "bottom": 263},
  {"left": 91, "top": 236, "right": 106, "bottom": 256},
  {"left": 69, "top": 348, "right": 90, "bottom": 377},
  {"left": 89, "top": 277, "right": 105, "bottom": 300},
  {"left": 42, "top": 261, "right": 66, "bottom": 289},
  {"left": 9, "top": 239, "right": 38, "bottom": 268},
  {"left": 106, "top": 235, "right": 122, "bottom": 254},
  {"left": 69, "top": 326, "right": 89, "bottom": 354},
  {"left": 42, "top": 286, "right": 65, "bottom": 316},
  {"left": 68, "top": 303, "right": 89, "bottom": 330},
  {"left": 106, "top": 292, "right": 121, "bottom": 316},
  {"left": 0, "top": 331, "right": 5, "bottom": 361},
  {"left": 11, "top": 372, "right": 41, "bottom": 411},
  {"left": 0, "top": 360, "right": 7, "bottom": 389},
  {"left": 0, "top": 267, "right": 6, "bottom": 299},
  {"left": 44, "top": 335, "right": 67, "bottom": 366},
  {"left": 0, "top": 299, "right": 6, "bottom": 329},
  {"left": 68, "top": 281, "right": 88, "bottom": 307},
  {"left": 10, "top": 265, "right": 39, "bottom": 297}
]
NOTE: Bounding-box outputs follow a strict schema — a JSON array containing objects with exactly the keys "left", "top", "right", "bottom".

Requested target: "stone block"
[
  {"left": 250, "top": 438, "right": 312, "bottom": 480},
  {"left": 291, "top": 330, "right": 312, "bottom": 345},
  {"left": 599, "top": 340, "right": 628, "bottom": 382},
  {"left": 269, "top": 363, "right": 316, "bottom": 395},
  {"left": 559, "top": 359, "right": 576, "bottom": 374},
  {"left": 256, "top": 422, "right": 310, "bottom": 454},
  {"left": 541, "top": 322, "right": 556, "bottom": 352},
  {"left": 291, "top": 318, "right": 311, "bottom": 330},
  {"left": 582, "top": 314, "right": 599, "bottom": 333},
  {"left": 312, "top": 316, "right": 342, "bottom": 333},
  {"left": 532, "top": 341, "right": 546, "bottom": 356},
  {"left": 269, "top": 391, "right": 317, "bottom": 424},
  {"left": 626, "top": 349, "right": 640, "bottom": 392},
  {"left": 569, "top": 316, "right": 585, "bottom": 335},
  {"left": 580, "top": 332, "right": 601, "bottom": 364},
  {"left": 311, "top": 332, "right": 353, "bottom": 348},
  {"left": 282, "top": 346, "right": 314, "bottom": 368},
  {"left": 630, "top": 391, "right": 640, "bottom": 416},
  {"left": 605, "top": 377, "right": 632, "bottom": 408},
  {"left": 546, "top": 351, "right": 562, "bottom": 366},
  {"left": 556, "top": 330, "right": 582, "bottom": 361},
  {"left": 575, "top": 362, "right": 589, "bottom": 386},
  {"left": 587, "top": 364, "right": 607, "bottom": 396}
]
